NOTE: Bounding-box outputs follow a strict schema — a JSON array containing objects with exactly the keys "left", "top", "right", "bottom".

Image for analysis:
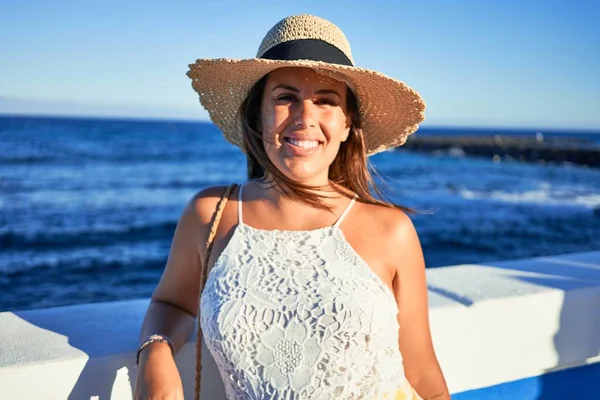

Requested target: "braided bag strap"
[{"left": 195, "top": 183, "right": 237, "bottom": 400}]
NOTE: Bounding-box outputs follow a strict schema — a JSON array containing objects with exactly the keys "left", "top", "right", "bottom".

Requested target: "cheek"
[
  {"left": 261, "top": 106, "right": 289, "bottom": 139},
  {"left": 322, "top": 110, "right": 349, "bottom": 140}
]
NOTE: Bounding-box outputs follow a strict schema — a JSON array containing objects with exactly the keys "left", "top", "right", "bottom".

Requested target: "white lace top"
[{"left": 200, "top": 182, "right": 419, "bottom": 399}]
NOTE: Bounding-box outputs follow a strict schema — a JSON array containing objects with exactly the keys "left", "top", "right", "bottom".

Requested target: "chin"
[
  {"left": 267, "top": 152, "right": 332, "bottom": 184},
  {"left": 279, "top": 167, "right": 328, "bottom": 185}
]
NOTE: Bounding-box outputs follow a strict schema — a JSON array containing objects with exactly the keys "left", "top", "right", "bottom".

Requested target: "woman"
[{"left": 135, "top": 14, "right": 449, "bottom": 400}]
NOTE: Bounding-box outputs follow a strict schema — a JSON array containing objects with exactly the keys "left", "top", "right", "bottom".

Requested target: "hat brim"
[{"left": 187, "top": 58, "right": 426, "bottom": 156}]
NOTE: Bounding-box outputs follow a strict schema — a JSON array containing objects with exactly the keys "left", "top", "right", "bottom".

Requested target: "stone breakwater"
[{"left": 400, "top": 135, "right": 600, "bottom": 167}]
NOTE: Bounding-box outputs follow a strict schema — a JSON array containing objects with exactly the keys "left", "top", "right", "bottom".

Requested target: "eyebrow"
[{"left": 272, "top": 84, "right": 341, "bottom": 97}]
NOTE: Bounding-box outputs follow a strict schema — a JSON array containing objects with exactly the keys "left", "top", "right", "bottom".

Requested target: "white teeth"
[{"left": 288, "top": 139, "right": 320, "bottom": 149}]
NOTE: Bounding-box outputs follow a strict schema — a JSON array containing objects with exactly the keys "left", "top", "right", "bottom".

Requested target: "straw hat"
[{"left": 187, "top": 14, "right": 425, "bottom": 156}]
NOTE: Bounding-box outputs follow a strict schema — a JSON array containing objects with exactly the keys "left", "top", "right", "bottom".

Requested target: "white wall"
[{"left": 1, "top": 250, "right": 599, "bottom": 399}]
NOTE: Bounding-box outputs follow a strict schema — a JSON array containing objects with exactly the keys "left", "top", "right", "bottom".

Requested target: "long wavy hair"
[{"left": 237, "top": 71, "right": 414, "bottom": 213}]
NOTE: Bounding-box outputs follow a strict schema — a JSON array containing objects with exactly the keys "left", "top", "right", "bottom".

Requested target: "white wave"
[
  {"left": 574, "top": 194, "right": 600, "bottom": 208},
  {"left": 459, "top": 188, "right": 600, "bottom": 208}
]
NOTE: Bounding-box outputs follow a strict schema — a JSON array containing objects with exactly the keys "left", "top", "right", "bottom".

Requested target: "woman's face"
[{"left": 260, "top": 67, "right": 351, "bottom": 184}]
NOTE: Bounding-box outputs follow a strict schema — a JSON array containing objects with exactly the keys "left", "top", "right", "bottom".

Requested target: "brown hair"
[{"left": 238, "top": 71, "right": 414, "bottom": 214}]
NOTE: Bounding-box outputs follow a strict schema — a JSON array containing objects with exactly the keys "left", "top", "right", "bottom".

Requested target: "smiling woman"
[
  {"left": 259, "top": 69, "right": 350, "bottom": 174},
  {"left": 240, "top": 68, "right": 357, "bottom": 205},
  {"left": 134, "top": 14, "right": 449, "bottom": 400},
  {"left": 238, "top": 67, "right": 418, "bottom": 213}
]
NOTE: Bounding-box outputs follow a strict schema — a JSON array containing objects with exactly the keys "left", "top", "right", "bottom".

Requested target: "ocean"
[{"left": 1, "top": 115, "right": 599, "bottom": 311}]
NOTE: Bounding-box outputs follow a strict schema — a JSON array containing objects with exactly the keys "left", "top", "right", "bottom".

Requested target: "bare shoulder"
[
  {"left": 175, "top": 184, "right": 239, "bottom": 252},
  {"left": 150, "top": 184, "right": 238, "bottom": 311},
  {"left": 352, "top": 200, "right": 423, "bottom": 277},
  {"left": 185, "top": 185, "right": 238, "bottom": 224},
  {"left": 355, "top": 201, "right": 419, "bottom": 244}
]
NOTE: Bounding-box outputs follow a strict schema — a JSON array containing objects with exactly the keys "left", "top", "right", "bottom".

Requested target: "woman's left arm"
[{"left": 390, "top": 212, "right": 450, "bottom": 400}]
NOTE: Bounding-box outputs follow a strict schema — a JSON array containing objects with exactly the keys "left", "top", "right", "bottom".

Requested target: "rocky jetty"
[{"left": 400, "top": 134, "right": 600, "bottom": 167}]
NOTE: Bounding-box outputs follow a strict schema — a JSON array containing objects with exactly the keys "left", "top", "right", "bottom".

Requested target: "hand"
[{"left": 134, "top": 343, "right": 184, "bottom": 400}]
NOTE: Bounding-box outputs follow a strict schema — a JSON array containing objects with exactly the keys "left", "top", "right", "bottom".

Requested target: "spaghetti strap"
[
  {"left": 237, "top": 182, "right": 245, "bottom": 225},
  {"left": 333, "top": 194, "right": 358, "bottom": 229}
]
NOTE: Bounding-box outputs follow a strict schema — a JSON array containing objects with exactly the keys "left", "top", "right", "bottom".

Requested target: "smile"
[
  {"left": 284, "top": 138, "right": 321, "bottom": 149},
  {"left": 282, "top": 137, "right": 323, "bottom": 156}
]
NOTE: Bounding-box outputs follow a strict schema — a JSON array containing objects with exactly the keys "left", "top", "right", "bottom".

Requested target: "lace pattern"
[{"left": 200, "top": 220, "right": 412, "bottom": 399}]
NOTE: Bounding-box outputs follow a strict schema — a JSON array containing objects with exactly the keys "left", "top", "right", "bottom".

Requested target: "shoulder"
[
  {"left": 184, "top": 184, "right": 239, "bottom": 225},
  {"left": 356, "top": 201, "right": 418, "bottom": 241},
  {"left": 354, "top": 201, "right": 423, "bottom": 264},
  {"left": 172, "top": 184, "right": 239, "bottom": 257}
]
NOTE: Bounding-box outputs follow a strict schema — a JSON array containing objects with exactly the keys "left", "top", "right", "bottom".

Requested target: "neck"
[{"left": 253, "top": 174, "right": 341, "bottom": 207}]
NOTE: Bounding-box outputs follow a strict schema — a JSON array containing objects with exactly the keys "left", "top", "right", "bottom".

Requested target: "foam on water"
[{"left": 459, "top": 188, "right": 600, "bottom": 208}]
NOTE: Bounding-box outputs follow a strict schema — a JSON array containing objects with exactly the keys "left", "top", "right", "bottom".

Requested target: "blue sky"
[{"left": 1, "top": 0, "right": 599, "bottom": 129}]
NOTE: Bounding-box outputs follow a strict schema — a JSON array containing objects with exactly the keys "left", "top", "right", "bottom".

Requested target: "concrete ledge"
[
  {"left": 1, "top": 250, "right": 599, "bottom": 399},
  {"left": 427, "top": 251, "right": 600, "bottom": 393}
]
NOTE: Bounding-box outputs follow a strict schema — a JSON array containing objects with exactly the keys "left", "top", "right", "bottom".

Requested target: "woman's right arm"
[{"left": 134, "top": 187, "right": 225, "bottom": 400}]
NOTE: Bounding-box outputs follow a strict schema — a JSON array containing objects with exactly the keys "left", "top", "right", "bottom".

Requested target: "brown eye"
[
  {"left": 276, "top": 94, "right": 296, "bottom": 102},
  {"left": 316, "top": 98, "right": 338, "bottom": 106}
]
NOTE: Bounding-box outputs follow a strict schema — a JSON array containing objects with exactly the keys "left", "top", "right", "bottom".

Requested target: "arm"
[
  {"left": 134, "top": 186, "right": 226, "bottom": 398},
  {"left": 138, "top": 199, "right": 204, "bottom": 356},
  {"left": 391, "top": 212, "right": 450, "bottom": 400}
]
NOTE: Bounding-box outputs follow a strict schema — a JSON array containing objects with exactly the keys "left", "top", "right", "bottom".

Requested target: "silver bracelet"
[{"left": 136, "top": 334, "right": 174, "bottom": 365}]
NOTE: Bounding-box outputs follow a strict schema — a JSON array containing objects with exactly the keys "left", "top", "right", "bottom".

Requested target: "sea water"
[{"left": 1, "top": 116, "right": 599, "bottom": 311}]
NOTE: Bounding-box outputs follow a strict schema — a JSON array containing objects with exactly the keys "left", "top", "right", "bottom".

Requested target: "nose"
[{"left": 293, "top": 99, "right": 316, "bottom": 128}]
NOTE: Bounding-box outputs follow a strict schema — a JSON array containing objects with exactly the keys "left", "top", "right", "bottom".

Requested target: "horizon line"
[{"left": 1, "top": 112, "right": 599, "bottom": 135}]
